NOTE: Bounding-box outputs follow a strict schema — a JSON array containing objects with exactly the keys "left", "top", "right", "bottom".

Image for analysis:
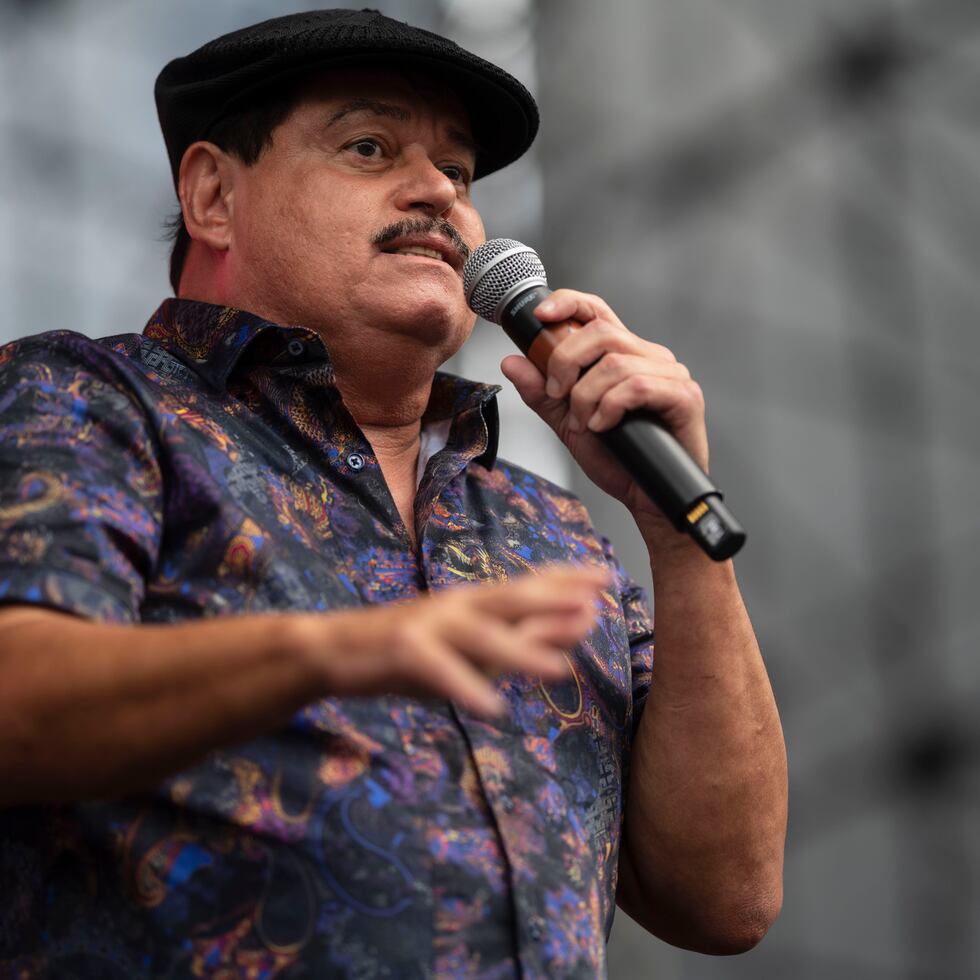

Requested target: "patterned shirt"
[{"left": 0, "top": 299, "right": 654, "bottom": 979}]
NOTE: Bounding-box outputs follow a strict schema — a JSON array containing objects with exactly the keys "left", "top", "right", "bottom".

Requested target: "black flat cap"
[{"left": 155, "top": 8, "right": 539, "bottom": 189}]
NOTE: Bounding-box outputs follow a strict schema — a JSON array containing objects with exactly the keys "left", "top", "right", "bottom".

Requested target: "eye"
[
  {"left": 348, "top": 138, "right": 384, "bottom": 159},
  {"left": 441, "top": 163, "right": 471, "bottom": 186}
]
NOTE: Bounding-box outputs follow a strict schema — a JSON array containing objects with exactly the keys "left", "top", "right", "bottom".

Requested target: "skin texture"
[{"left": 0, "top": 67, "right": 787, "bottom": 954}]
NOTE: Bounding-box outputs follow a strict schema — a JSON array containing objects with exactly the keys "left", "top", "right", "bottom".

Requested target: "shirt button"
[
  {"left": 500, "top": 794, "right": 515, "bottom": 813},
  {"left": 346, "top": 453, "right": 365, "bottom": 471},
  {"left": 287, "top": 339, "right": 305, "bottom": 357},
  {"left": 528, "top": 918, "right": 544, "bottom": 942}
]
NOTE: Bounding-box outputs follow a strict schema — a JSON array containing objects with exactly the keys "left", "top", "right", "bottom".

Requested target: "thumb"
[
  {"left": 500, "top": 354, "right": 545, "bottom": 403},
  {"left": 500, "top": 354, "right": 560, "bottom": 420}
]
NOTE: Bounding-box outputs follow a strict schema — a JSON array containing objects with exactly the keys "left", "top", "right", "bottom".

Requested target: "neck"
[
  {"left": 353, "top": 410, "right": 425, "bottom": 551},
  {"left": 180, "top": 270, "right": 455, "bottom": 515},
  {"left": 328, "top": 336, "right": 441, "bottom": 552},
  {"left": 329, "top": 331, "right": 438, "bottom": 433}
]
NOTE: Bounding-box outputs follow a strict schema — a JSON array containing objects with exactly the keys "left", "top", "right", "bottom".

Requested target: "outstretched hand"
[{"left": 301, "top": 564, "right": 611, "bottom": 717}]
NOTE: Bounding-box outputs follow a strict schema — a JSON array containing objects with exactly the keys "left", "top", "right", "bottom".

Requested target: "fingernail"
[
  {"left": 537, "top": 300, "right": 556, "bottom": 316},
  {"left": 586, "top": 411, "right": 602, "bottom": 431},
  {"left": 546, "top": 377, "right": 561, "bottom": 398},
  {"left": 568, "top": 415, "right": 583, "bottom": 433}
]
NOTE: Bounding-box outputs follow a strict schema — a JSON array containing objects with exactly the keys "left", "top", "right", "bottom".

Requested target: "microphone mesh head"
[{"left": 463, "top": 238, "right": 547, "bottom": 323}]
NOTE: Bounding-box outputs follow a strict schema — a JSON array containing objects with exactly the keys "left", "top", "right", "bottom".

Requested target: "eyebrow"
[
  {"left": 326, "top": 98, "right": 410, "bottom": 126},
  {"left": 325, "top": 98, "right": 477, "bottom": 156}
]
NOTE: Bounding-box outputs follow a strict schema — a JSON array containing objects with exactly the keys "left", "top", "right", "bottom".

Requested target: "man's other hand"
[{"left": 301, "top": 564, "right": 610, "bottom": 717}]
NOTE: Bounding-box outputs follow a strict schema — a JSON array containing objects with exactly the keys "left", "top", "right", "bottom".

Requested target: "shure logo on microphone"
[{"left": 508, "top": 288, "right": 545, "bottom": 317}]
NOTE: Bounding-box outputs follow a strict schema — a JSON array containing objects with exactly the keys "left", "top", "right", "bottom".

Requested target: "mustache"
[{"left": 372, "top": 217, "right": 471, "bottom": 265}]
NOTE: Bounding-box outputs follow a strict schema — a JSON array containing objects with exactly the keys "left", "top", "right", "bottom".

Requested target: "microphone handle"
[{"left": 499, "top": 285, "right": 745, "bottom": 561}]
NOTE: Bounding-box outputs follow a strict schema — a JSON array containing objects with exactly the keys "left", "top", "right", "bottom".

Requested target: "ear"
[{"left": 178, "top": 141, "right": 236, "bottom": 251}]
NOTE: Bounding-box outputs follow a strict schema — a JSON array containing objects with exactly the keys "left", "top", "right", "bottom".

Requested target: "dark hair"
[{"left": 165, "top": 80, "right": 304, "bottom": 294}]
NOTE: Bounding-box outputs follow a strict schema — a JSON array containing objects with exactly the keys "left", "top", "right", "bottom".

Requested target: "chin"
[{"left": 384, "top": 293, "right": 474, "bottom": 348}]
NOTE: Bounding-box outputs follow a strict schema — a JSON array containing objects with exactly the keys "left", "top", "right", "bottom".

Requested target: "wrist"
[
  {"left": 631, "top": 506, "right": 686, "bottom": 556},
  {"left": 633, "top": 509, "right": 738, "bottom": 581},
  {"left": 278, "top": 612, "right": 338, "bottom": 696}
]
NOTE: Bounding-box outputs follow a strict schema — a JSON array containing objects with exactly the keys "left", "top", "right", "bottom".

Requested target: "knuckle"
[
  {"left": 652, "top": 343, "right": 677, "bottom": 362},
  {"left": 601, "top": 350, "right": 629, "bottom": 373},
  {"left": 388, "top": 636, "right": 417, "bottom": 678},
  {"left": 596, "top": 389, "right": 624, "bottom": 416},
  {"left": 446, "top": 582, "right": 480, "bottom": 610},
  {"left": 405, "top": 603, "right": 442, "bottom": 638},
  {"left": 391, "top": 620, "right": 423, "bottom": 658},
  {"left": 404, "top": 640, "right": 441, "bottom": 680},
  {"left": 629, "top": 374, "right": 656, "bottom": 396}
]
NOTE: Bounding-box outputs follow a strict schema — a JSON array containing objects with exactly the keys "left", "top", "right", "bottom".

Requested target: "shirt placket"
[
  {"left": 450, "top": 709, "right": 557, "bottom": 979},
  {"left": 411, "top": 433, "right": 530, "bottom": 977}
]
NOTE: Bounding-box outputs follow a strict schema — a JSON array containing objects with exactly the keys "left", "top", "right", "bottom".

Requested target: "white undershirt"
[{"left": 416, "top": 417, "right": 452, "bottom": 488}]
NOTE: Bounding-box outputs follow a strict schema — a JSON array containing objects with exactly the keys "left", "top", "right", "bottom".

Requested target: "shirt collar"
[
  {"left": 143, "top": 298, "right": 501, "bottom": 468},
  {"left": 143, "top": 297, "right": 320, "bottom": 390}
]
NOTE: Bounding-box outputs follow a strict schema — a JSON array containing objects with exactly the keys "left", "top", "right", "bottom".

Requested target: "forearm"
[
  {"left": 621, "top": 531, "right": 787, "bottom": 952},
  {"left": 0, "top": 566, "right": 606, "bottom": 809},
  {"left": 0, "top": 606, "right": 322, "bottom": 807}
]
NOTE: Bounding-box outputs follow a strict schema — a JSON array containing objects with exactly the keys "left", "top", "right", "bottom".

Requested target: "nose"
[{"left": 393, "top": 145, "right": 458, "bottom": 218}]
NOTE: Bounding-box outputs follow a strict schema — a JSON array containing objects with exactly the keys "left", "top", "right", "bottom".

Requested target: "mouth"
[{"left": 379, "top": 236, "right": 465, "bottom": 275}]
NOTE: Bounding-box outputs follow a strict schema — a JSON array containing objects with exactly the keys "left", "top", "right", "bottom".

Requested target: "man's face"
[{"left": 224, "top": 68, "right": 486, "bottom": 361}]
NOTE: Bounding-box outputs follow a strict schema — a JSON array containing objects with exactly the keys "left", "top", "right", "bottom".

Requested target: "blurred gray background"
[{"left": 2, "top": 0, "right": 978, "bottom": 977}]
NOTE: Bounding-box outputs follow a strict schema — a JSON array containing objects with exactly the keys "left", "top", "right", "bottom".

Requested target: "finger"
[
  {"left": 532, "top": 562, "right": 613, "bottom": 585},
  {"left": 444, "top": 612, "right": 571, "bottom": 681},
  {"left": 585, "top": 374, "right": 705, "bottom": 435},
  {"left": 546, "top": 329, "right": 679, "bottom": 403},
  {"left": 499, "top": 355, "right": 574, "bottom": 437},
  {"left": 400, "top": 629, "right": 505, "bottom": 716},
  {"left": 513, "top": 607, "right": 598, "bottom": 649},
  {"left": 543, "top": 321, "right": 640, "bottom": 400},
  {"left": 468, "top": 566, "right": 610, "bottom": 622},
  {"left": 499, "top": 354, "right": 551, "bottom": 414},
  {"left": 566, "top": 356, "right": 691, "bottom": 434},
  {"left": 533, "top": 289, "right": 619, "bottom": 328}
]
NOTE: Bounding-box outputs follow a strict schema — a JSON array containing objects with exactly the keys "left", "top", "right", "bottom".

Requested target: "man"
[{"left": 0, "top": 9, "right": 786, "bottom": 978}]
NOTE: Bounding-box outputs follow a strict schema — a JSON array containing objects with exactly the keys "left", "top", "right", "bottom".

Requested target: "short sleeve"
[
  {"left": 601, "top": 535, "right": 654, "bottom": 734},
  {"left": 0, "top": 334, "right": 163, "bottom": 622}
]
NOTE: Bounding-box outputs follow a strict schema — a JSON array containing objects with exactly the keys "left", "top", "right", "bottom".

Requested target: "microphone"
[{"left": 463, "top": 238, "right": 745, "bottom": 561}]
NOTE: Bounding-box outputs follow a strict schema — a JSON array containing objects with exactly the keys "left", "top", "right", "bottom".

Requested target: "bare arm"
[
  {"left": 0, "top": 605, "right": 324, "bottom": 806},
  {"left": 499, "top": 287, "right": 788, "bottom": 954},
  {"left": 616, "top": 536, "right": 787, "bottom": 954},
  {"left": 0, "top": 565, "right": 607, "bottom": 808}
]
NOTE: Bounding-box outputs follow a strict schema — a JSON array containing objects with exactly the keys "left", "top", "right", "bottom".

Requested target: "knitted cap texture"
[{"left": 155, "top": 8, "right": 538, "bottom": 187}]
